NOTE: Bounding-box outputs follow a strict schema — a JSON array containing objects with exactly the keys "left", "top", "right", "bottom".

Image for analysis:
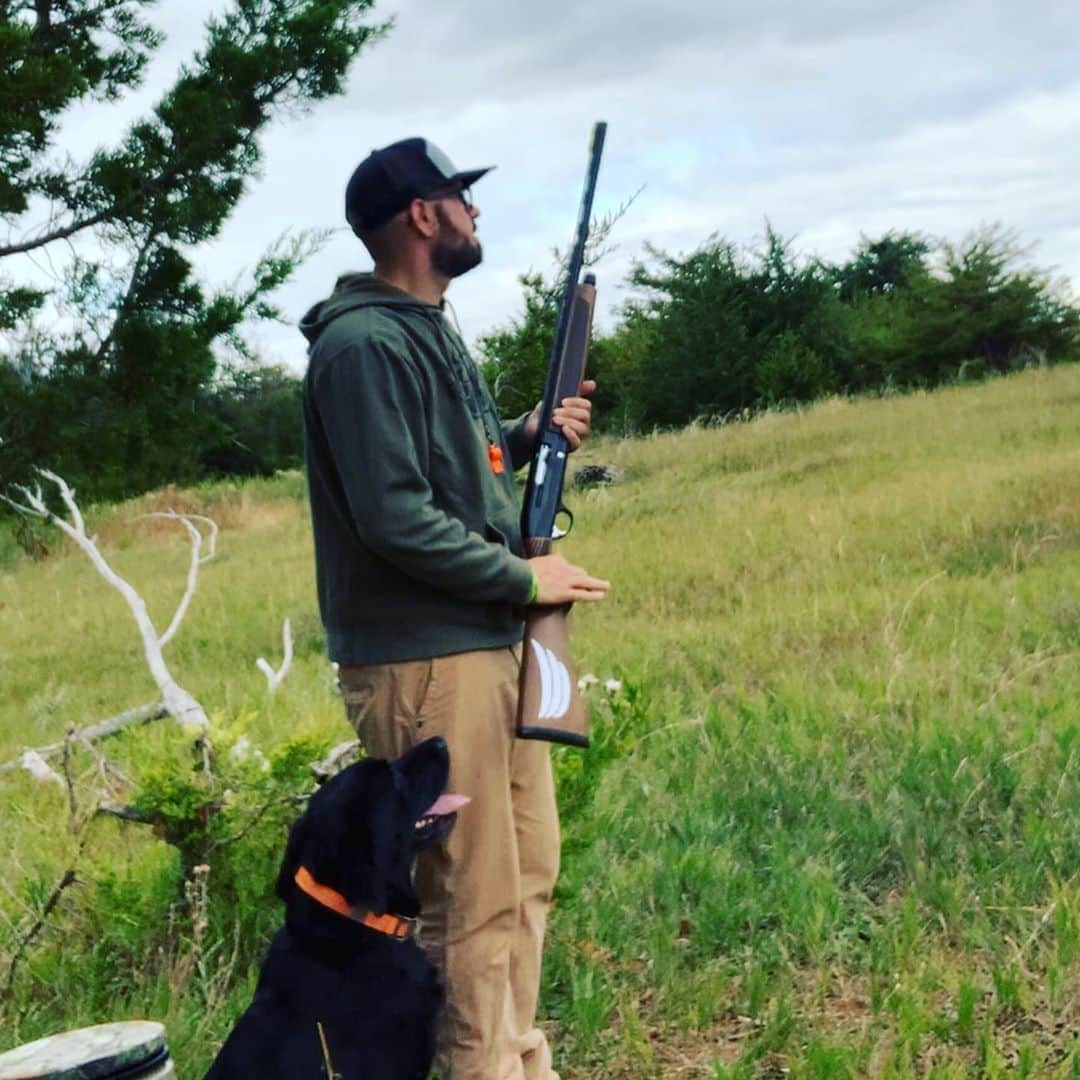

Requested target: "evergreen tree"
[
  {"left": 617, "top": 228, "right": 845, "bottom": 425},
  {"left": 0, "top": 0, "right": 387, "bottom": 500},
  {"left": 838, "top": 227, "right": 1080, "bottom": 389},
  {"left": 476, "top": 194, "right": 638, "bottom": 428},
  {"left": 200, "top": 362, "right": 305, "bottom": 477},
  {"left": 834, "top": 231, "right": 931, "bottom": 300},
  {"left": 923, "top": 227, "right": 1079, "bottom": 379},
  {"left": 477, "top": 271, "right": 560, "bottom": 419}
]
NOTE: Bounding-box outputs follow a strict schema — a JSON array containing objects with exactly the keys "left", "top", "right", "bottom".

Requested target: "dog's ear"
[
  {"left": 281, "top": 761, "right": 404, "bottom": 915},
  {"left": 274, "top": 773, "right": 352, "bottom": 903},
  {"left": 333, "top": 767, "right": 401, "bottom": 915},
  {"left": 275, "top": 805, "right": 311, "bottom": 901}
]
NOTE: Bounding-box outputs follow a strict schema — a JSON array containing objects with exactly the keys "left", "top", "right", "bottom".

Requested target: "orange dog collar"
[{"left": 294, "top": 866, "right": 414, "bottom": 940}]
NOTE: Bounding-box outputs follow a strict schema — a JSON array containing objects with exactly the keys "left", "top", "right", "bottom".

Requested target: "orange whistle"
[{"left": 488, "top": 444, "right": 505, "bottom": 474}]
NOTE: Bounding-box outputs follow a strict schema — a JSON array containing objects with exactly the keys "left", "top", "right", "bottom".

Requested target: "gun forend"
[{"left": 550, "top": 278, "right": 597, "bottom": 425}]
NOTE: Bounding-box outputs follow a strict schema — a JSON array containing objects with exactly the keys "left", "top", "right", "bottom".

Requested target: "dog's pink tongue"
[{"left": 425, "top": 793, "right": 470, "bottom": 817}]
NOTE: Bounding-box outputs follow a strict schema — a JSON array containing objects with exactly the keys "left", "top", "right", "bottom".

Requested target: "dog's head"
[{"left": 276, "top": 736, "right": 464, "bottom": 920}]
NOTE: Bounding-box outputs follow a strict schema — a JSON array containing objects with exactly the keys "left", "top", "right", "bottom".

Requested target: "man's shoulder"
[{"left": 311, "top": 304, "right": 417, "bottom": 359}]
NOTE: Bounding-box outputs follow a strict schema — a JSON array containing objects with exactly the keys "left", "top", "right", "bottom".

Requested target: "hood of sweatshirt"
[
  {"left": 299, "top": 272, "right": 441, "bottom": 345},
  {"left": 299, "top": 271, "right": 496, "bottom": 429}
]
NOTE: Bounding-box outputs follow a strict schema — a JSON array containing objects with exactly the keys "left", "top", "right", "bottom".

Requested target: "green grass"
[{"left": 1, "top": 367, "right": 1078, "bottom": 1075}]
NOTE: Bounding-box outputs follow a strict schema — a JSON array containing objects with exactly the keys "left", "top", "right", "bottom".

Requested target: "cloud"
[{"left": 12, "top": 0, "right": 1080, "bottom": 373}]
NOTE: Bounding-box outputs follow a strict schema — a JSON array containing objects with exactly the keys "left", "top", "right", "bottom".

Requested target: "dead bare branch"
[
  {"left": 2, "top": 868, "right": 79, "bottom": 1001},
  {"left": 256, "top": 617, "right": 293, "bottom": 693},
  {"left": 61, "top": 729, "right": 78, "bottom": 826},
  {"left": 139, "top": 511, "right": 219, "bottom": 648},
  {"left": 95, "top": 804, "right": 157, "bottom": 825},
  {"left": 2, "top": 471, "right": 211, "bottom": 736},
  {"left": 310, "top": 739, "right": 361, "bottom": 783},
  {"left": 6, "top": 746, "right": 62, "bottom": 787},
  {"left": 0, "top": 701, "right": 167, "bottom": 777},
  {"left": 213, "top": 791, "right": 307, "bottom": 848}
]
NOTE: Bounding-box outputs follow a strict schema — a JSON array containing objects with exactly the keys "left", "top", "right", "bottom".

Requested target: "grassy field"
[{"left": 1, "top": 365, "right": 1078, "bottom": 1076}]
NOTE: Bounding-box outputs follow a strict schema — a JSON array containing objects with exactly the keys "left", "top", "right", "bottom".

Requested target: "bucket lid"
[{"left": 0, "top": 1021, "right": 168, "bottom": 1080}]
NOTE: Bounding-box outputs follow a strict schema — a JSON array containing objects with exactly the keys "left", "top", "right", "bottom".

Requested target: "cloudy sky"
[{"left": 25, "top": 0, "right": 1080, "bottom": 372}]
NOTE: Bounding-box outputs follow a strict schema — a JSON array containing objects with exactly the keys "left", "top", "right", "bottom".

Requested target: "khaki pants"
[{"left": 338, "top": 647, "right": 561, "bottom": 1080}]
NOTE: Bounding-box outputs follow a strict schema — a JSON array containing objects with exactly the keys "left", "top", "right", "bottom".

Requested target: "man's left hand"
[
  {"left": 525, "top": 379, "right": 595, "bottom": 452},
  {"left": 553, "top": 378, "right": 595, "bottom": 451}
]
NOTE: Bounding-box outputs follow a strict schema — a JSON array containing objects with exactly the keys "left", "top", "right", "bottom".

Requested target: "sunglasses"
[{"left": 429, "top": 186, "right": 474, "bottom": 211}]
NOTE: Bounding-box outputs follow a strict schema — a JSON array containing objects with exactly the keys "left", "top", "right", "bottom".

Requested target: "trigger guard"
[{"left": 552, "top": 506, "right": 574, "bottom": 540}]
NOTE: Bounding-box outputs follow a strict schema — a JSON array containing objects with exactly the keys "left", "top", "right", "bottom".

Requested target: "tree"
[
  {"left": 0, "top": 0, "right": 388, "bottom": 501},
  {"left": 615, "top": 228, "right": 846, "bottom": 426},
  {"left": 925, "top": 227, "right": 1080, "bottom": 378},
  {"left": 834, "top": 231, "right": 931, "bottom": 300},
  {"left": 838, "top": 227, "right": 1080, "bottom": 389},
  {"left": 200, "top": 362, "right": 305, "bottom": 477},
  {"left": 477, "top": 271, "right": 559, "bottom": 418},
  {"left": 622, "top": 238, "right": 755, "bottom": 426},
  {"left": 477, "top": 191, "right": 640, "bottom": 424}
]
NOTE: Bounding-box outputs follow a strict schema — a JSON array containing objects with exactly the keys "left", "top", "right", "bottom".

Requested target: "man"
[{"left": 300, "top": 137, "right": 609, "bottom": 1079}]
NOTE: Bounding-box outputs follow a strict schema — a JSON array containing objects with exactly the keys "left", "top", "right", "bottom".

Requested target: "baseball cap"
[{"left": 345, "top": 137, "right": 494, "bottom": 232}]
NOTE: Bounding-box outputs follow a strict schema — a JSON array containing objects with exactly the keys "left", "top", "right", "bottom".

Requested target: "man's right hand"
[{"left": 528, "top": 554, "right": 610, "bottom": 605}]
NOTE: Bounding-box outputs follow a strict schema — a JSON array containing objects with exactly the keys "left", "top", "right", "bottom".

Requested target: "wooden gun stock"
[{"left": 517, "top": 592, "right": 588, "bottom": 747}]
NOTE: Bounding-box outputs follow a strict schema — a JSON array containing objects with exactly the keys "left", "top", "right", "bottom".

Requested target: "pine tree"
[{"left": 0, "top": 0, "right": 388, "bottom": 499}]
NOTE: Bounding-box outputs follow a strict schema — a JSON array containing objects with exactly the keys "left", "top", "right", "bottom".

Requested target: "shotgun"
[{"left": 516, "top": 121, "right": 606, "bottom": 747}]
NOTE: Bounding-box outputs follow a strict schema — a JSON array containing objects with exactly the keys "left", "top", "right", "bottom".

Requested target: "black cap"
[{"left": 345, "top": 137, "right": 493, "bottom": 232}]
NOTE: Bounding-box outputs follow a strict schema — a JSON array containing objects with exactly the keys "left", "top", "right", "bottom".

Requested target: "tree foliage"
[
  {"left": 482, "top": 223, "right": 1080, "bottom": 435},
  {"left": 200, "top": 362, "right": 305, "bottom": 478},
  {"left": 477, "top": 271, "right": 558, "bottom": 418},
  {"left": 834, "top": 231, "right": 931, "bottom": 301},
  {"left": 0, "top": 0, "right": 387, "bottom": 501},
  {"left": 0, "top": 0, "right": 162, "bottom": 218},
  {"left": 476, "top": 194, "right": 639, "bottom": 420}
]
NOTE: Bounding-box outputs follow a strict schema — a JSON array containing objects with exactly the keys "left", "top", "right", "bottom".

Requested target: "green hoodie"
[{"left": 300, "top": 273, "right": 536, "bottom": 665}]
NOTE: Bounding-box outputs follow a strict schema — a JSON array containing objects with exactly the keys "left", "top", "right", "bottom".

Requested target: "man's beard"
[{"left": 432, "top": 206, "right": 483, "bottom": 278}]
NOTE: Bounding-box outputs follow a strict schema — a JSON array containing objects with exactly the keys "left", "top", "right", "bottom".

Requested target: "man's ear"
[{"left": 407, "top": 197, "right": 439, "bottom": 240}]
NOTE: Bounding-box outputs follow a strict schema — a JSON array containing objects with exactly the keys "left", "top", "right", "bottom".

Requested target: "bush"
[{"left": 199, "top": 364, "right": 305, "bottom": 479}]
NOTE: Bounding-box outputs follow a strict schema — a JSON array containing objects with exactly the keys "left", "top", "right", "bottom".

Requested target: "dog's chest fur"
[
  {"left": 204, "top": 743, "right": 456, "bottom": 1079},
  {"left": 206, "top": 927, "right": 441, "bottom": 1078}
]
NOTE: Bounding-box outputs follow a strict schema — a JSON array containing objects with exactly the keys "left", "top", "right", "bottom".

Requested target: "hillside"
[{"left": 1, "top": 366, "right": 1078, "bottom": 1076}]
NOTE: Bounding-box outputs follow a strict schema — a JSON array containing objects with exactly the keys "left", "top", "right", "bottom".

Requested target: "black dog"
[{"left": 205, "top": 736, "right": 466, "bottom": 1079}]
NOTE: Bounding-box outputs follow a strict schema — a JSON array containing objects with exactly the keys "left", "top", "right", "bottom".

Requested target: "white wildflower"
[
  {"left": 229, "top": 736, "right": 253, "bottom": 762},
  {"left": 229, "top": 736, "right": 270, "bottom": 772}
]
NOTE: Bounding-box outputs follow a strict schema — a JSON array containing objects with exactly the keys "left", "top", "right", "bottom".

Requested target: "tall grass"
[{"left": 1, "top": 367, "right": 1077, "bottom": 1075}]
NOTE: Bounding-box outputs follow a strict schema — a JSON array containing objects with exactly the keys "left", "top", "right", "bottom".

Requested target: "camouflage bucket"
[{"left": 0, "top": 1021, "right": 175, "bottom": 1079}]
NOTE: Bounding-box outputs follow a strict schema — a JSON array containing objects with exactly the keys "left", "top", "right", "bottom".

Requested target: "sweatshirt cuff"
[{"left": 507, "top": 556, "right": 536, "bottom": 605}]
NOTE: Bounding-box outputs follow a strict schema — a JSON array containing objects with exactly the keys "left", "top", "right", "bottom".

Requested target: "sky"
[{"left": 14, "top": 0, "right": 1080, "bottom": 374}]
